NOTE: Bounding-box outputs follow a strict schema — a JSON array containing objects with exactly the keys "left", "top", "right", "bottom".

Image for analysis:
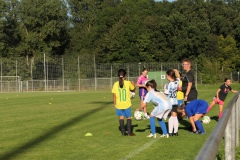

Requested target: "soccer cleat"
[
  {"left": 168, "top": 133, "right": 173, "bottom": 137},
  {"left": 145, "top": 115, "right": 150, "bottom": 119},
  {"left": 197, "top": 131, "right": 206, "bottom": 135},
  {"left": 189, "top": 131, "right": 199, "bottom": 134},
  {"left": 121, "top": 132, "right": 128, "bottom": 136},
  {"left": 147, "top": 133, "right": 157, "bottom": 138},
  {"left": 173, "top": 132, "right": 178, "bottom": 136},
  {"left": 128, "top": 133, "right": 136, "bottom": 136},
  {"left": 160, "top": 134, "right": 169, "bottom": 138}
]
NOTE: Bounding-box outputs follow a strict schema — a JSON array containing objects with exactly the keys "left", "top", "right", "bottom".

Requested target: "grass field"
[{"left": 0, "top": 84, "right": 239, "bottom": 160}]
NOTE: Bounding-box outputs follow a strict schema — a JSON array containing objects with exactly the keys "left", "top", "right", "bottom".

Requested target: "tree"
[
  {"left": 17, "top": 0, "right": 69, "bottom": 58},
  {"left": 0, "top": 0, "right": 21, "bottom": 57}
]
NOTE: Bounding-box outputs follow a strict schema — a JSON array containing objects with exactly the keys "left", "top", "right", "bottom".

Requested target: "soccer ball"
[
  {"left": 134, "top": 110, "right": 144, "bottom": 120},
  {"left": 130, "top": 92, "right": 135, "bottom": 99},
  {"left": 202, "top": 116, "right": 211, "bottom": 124}
]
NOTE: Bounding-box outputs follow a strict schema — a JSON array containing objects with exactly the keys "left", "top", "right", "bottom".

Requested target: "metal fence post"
[
  {"left": 78, "top": 56, "right": 80, "bottom": 91},
  {"left": 0, "top": 59, "right": 2, "bottom": 92},
  {"left": 62, "top": 57, "right": 64, "bottom": 91},
  {"left": 94, "top": 56, "right": 96, "bottom": 91},
  {"left": 111, "top": 65, "right": 112, "bottom": 89}
]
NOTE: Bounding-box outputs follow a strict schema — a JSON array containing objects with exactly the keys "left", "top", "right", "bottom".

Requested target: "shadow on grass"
[
  {"left": 134, "top": 124, "right": 150, "bottom": 133},
  {"left": 210, "top": 116, "right": 219, "bottom": 122},
  {"left": 0, "top": 103, "right": 108, "bottom": 160}
]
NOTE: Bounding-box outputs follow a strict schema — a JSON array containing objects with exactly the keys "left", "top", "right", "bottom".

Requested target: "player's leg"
[
  {"left": 172, "top": 105, "right": 179, "bottom": 135},
  {"left": 141, "top": 98, "right": 149, "bottom": 119},
  {"left": 157, "top": 118, "right": 168, "bottom": 135},
  {"left": 218, "top": 104, "right": 224, "bottom": 119},
  {"left": 116, "top": 109, "right": 128, "bottom": 136},
  {"left": 207, "top": 98, "right": 216, "bottom": 113},
  {"left": 194, "top": 114, "right": 206, "bottom": 134},
  {"left": 147, "top": 115, "right": 156, "bottom": 138},
  {"left": 125, "top": 107, "right": 135, "bottom": 136}
]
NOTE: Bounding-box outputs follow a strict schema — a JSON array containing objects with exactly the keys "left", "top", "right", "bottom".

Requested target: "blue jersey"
[
  {"left": 164, "top": 78, "right": 180, "bottom": 105},
  {"left": 144, "top": 89, "right": 172, "bottom": 111},
  {"left": 185, "top": 99, "right": 208, "bottom": 117}
]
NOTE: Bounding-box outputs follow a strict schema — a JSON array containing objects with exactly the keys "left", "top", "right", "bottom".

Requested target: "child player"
[
  {"left": 177, "top": 99, "right": 208, "bottom": 134},
  {"left": 112, "top": 69, "right": 135, "bottom": 136},
  {"left": 174, "top": 69, "right": 184, "bottom": 107},
  {"left": 136, "top": 68, "right": 150, "bottom": 119},
  {"left": 206, "top": 78, "right": 238, "bottom": 119},
  {"left": 136, "top": 79, "right": 172, "bottom": 138},
  {"left": 164, "top": 69, "right": 180, "bottom": 136}
]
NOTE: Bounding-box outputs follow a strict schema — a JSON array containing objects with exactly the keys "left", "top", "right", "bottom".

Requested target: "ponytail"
[{"left": 118, "top": 69, "right": 126, "bottom": 88}]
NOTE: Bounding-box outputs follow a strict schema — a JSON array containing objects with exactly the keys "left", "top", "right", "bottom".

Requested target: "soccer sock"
[
  {"left": 150, "top": 117, "right": 156, "bottom": 134},
  {"left": 168, "top": 116, "right": 174, "bottom": 133},
  {"left": 144, "top": 112, "right": 148, "bottom": 117},
  {"left": 119, "top": 119, "right": 125, "bottom": 134},
  {"left": 173, "top": 116, "right": 179, "bottom": 133},
  {"left": 127, "top": 119, "right": 132, "bottom": 134},
  {"left": 158, "top": 119, "right": 167, "bottom": 135},
  {"left": 195, "top": 120, "right": 205, "bottom": 133},
  {"left": 218, "top": 112, "right": 223, "bottom": 119},
  {"left": 207, "top": 106, "right": 211, "bottom": 113}
]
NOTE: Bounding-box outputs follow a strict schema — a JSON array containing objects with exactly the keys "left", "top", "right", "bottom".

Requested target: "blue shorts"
[
  {"left": 116, "top": 107, "right": 132, "bottom": 118},
  {"left": 178, "top": 100, "right": 184, "bottom": 106}
]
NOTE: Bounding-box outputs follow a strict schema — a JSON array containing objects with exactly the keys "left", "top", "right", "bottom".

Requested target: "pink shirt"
[{"left": 137, "top": 75, "right": 148, "bottom": 97}]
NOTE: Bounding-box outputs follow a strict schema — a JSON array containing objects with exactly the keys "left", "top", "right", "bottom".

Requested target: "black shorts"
[{"left": 171, "top": 105, "right": 178, "bottom": 112}]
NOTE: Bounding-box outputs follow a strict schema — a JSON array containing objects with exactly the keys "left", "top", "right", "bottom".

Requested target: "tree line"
[{"left": 1, "top": 0, "right": 240, "bottom": 83}]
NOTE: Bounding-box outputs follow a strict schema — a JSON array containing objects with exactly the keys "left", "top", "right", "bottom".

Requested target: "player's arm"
[
  {"left": 113, "top": 93, "right": 116, "bottom": 109},
  {"left": 136, "top": 82, "right": 145, "bottom": 88},
  {"left": 136, "top": 77, "right": 146, "bottom": 88},
  {"left": 189, "top": 116, "right": 197, "bottom": 132},
  {"left": 173, "top": 69, "right": 180, "bottom": 78},
  {"left": 216, "top": 88, "right": 221, "bottom": 101},
  {"left": 184, "top": 82, "right": 192, "bottom": 101},
  {"left": 136, "top": 101, "right": 147, "bottom": 111},
  {"left": 130, "top": 81, "right": 135, "bottom": 92},
  {"left": 231, "top": 89, "right": 238, "bottom": 93}
]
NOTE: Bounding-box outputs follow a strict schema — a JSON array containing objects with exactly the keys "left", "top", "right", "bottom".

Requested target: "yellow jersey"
[
  {"left": 112, "top": 80, "right": 134, "bottom": 109},
  {"left": 177, "top": 80, "right": 184, "bottom": 100}
]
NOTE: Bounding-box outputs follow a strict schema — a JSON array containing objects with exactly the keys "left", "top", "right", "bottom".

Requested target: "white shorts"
[{"left": 151, "top": 107, "right": 171, "bottom": 120}]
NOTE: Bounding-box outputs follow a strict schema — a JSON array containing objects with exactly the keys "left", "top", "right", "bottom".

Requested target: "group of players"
[{"left": 112, "top": 59, "right": 238, "bottom": 137}]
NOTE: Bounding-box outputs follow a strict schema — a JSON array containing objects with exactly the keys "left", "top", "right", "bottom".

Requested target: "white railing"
[{"left": 195, "top": 92, "right": 240, "bottom": 160}]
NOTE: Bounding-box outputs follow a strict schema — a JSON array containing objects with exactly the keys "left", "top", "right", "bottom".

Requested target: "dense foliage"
[{"left": 1, "top": 0, "right": 240, "bottom": 83}]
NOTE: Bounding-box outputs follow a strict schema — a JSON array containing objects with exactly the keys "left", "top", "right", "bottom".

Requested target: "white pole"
[
  {"left": 1, "top": 60, "right": 2, "bottom": 92},
  {"left": 195, "top": 63, "right": 197, "bottom": 90},
  {"left": 46, "top": 59, "right": 48, "bottom": 91},
  {"left": 111, "top": 65, "right": 112, "bottom": 88},
  {"left": 62, "top": 58, "right": 64, "bottom": 91},
  {"left": 127, "top": 64, "right": 129, "bottom": 81},
  {"left": 44, "top": 54, "right": 46, "bottom": 91},
  {"left": 16, "top": 60, "right": 17, "bottom": 92},
  {"left": 78, "top": 56, "right": 80, "bottom": 91},
  {"left": 94, "top": 55, "right": 96, "bottom": 91}
]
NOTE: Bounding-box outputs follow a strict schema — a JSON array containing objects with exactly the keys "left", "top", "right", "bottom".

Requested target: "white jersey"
[
  {"left": 164, "top": 78, "right": 180, "bottom": 105},
  {"left": 144, "top": 89, "right": 172, "bottom": 111}
]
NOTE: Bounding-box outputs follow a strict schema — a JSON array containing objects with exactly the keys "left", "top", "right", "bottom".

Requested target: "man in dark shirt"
[{"left": 181, "top": 59, "right": 198, "bottom": 104}]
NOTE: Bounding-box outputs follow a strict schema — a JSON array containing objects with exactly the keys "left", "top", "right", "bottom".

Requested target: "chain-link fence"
[{"left": 0, "top": 55, "right": 238, "bottom": 92}]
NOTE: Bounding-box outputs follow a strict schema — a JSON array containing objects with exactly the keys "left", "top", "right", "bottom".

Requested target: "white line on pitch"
[{"left": 120, "top": 138, "right": 159, "bottom": 160}]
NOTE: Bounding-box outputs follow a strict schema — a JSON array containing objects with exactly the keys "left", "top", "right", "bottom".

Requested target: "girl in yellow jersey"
[
  {"left": 112, "top": 69, "right": 135, "bottom": 136},
  {"left": 174, "top": 69, "right": 184, "bottom": 107}
]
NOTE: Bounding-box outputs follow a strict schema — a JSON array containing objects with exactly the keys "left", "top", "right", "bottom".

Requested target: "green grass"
[{"left": 0, "top": 83, "right": 239, "bottom": 160}]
